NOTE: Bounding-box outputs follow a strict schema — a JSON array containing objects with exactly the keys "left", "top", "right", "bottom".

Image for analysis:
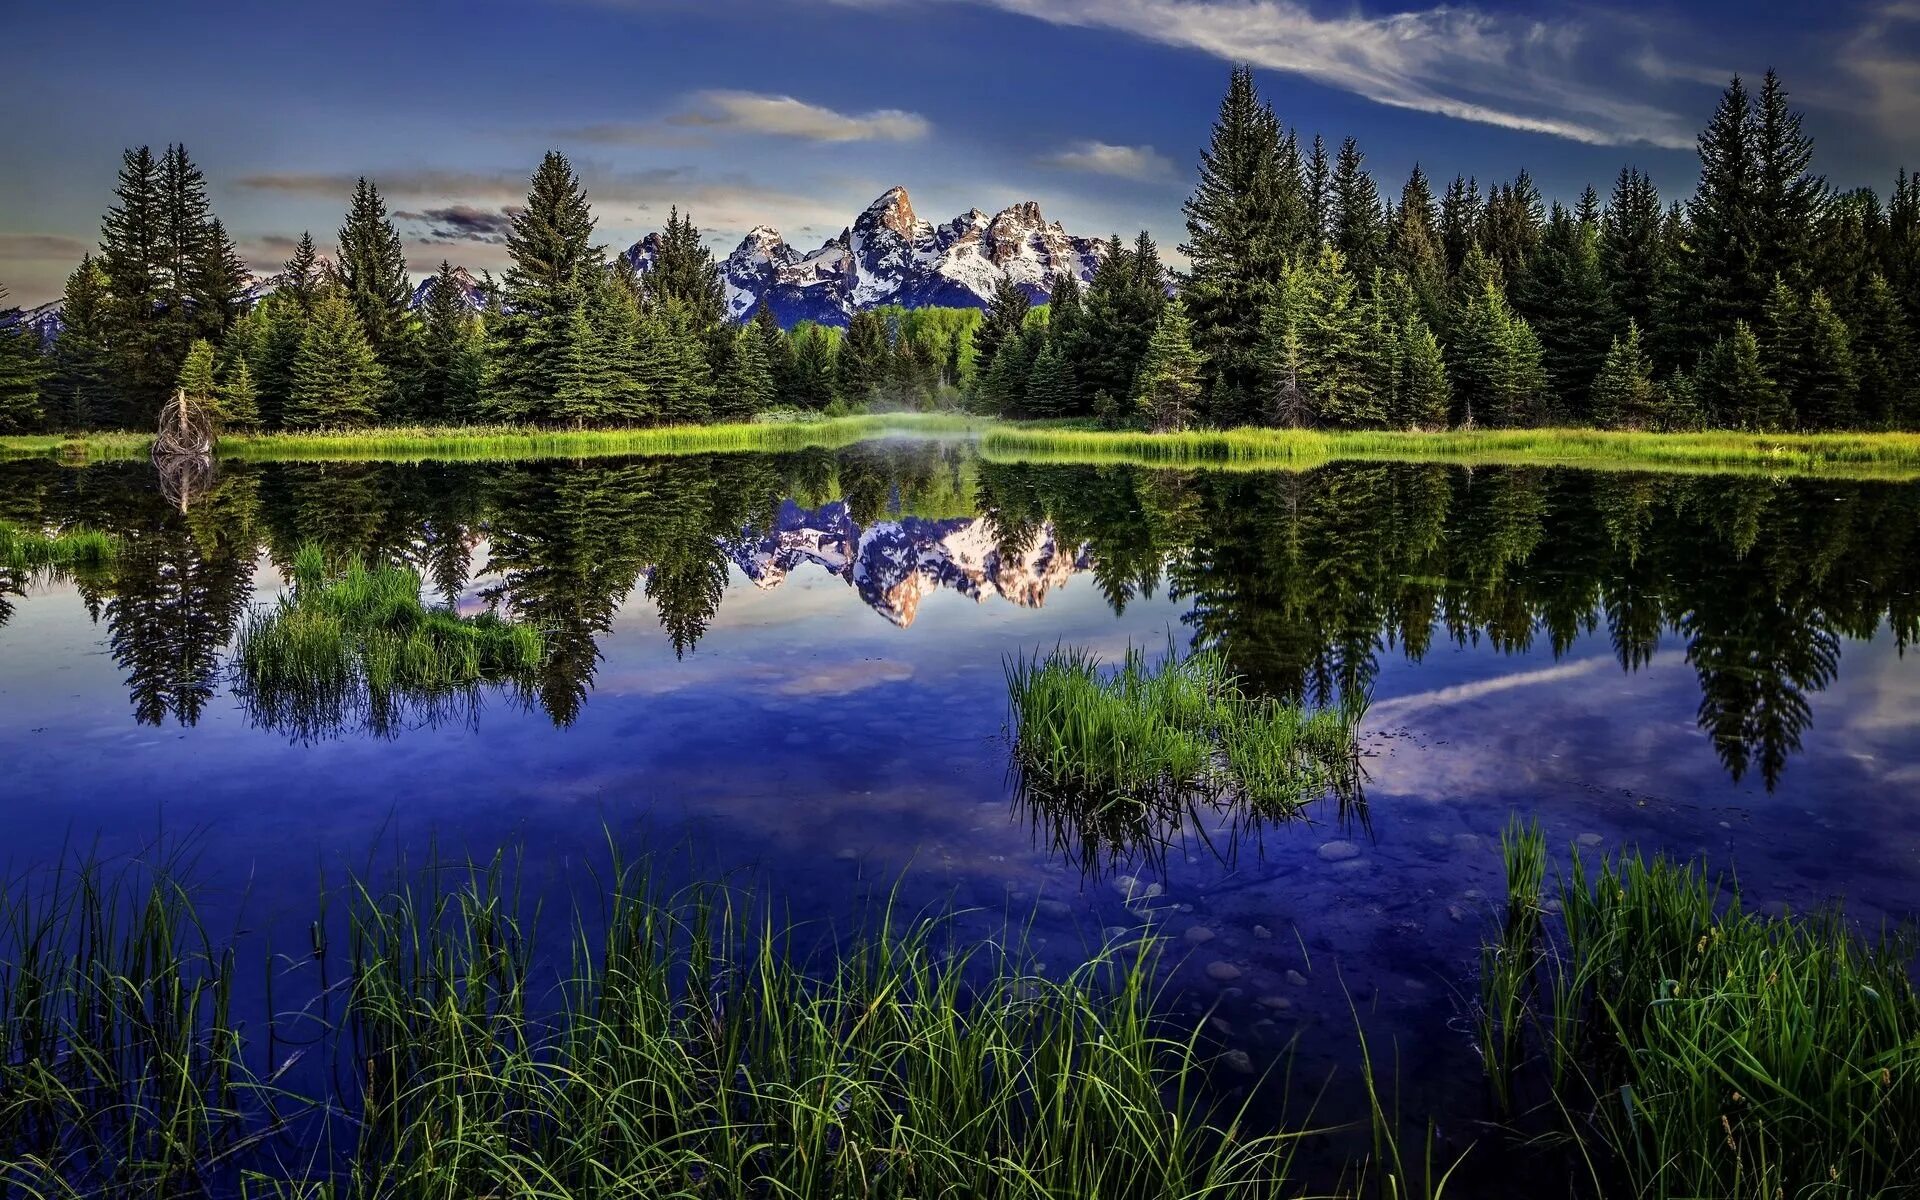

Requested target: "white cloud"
[
  {"left": 677, "top": 90, "right": 931, "bottom": 142},
  {"left": 890, "top": 0, "right": 1696, "bottom": 148},
  {"left": 1841, "top": 3, "right": 1920, "bottom": 137},
  {"left": 1041, "top": 141, "right": 1176, "bottom": 181}
]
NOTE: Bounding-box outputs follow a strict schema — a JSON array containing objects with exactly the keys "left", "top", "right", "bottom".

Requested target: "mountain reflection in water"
[{"left": 3, "top": 442, "right": 1916, "bottom": 786}]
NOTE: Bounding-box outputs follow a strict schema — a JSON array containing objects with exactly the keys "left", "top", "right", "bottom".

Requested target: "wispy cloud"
[
  {"left": 1841, "top": 2, "right": 1920, "bottom": 137},
  {"left": 674, "top": 90, "right": 930, "bottom": 142},
  {"left": 0, "top": 233, "right": 92, "bottom": 261},
  {"left": 1040, "top": 140, "right": 1176, "bottom": 181},
  {"left": 879, "top": 0, "right": 1695, "bottom": 148},
  {"left": 393, "top": 204, "right": 521, "bottom": 244}
]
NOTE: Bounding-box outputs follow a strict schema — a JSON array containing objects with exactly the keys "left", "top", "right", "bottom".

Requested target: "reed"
[
  {"left": 1, "top": 853, "right": 1329, "bottom": 1198},
  {"left": 1005, "top": 644, "right": 1364, "bottom": 823},
  {"left": 0, "top": 518, "right": 119, "bottom": 574},
  {"left": 234, "top": 545, "right": 544, "bottom": 738},
  {"left": 1482, "top": 830, "right": 1920, "bottom": 1197}
]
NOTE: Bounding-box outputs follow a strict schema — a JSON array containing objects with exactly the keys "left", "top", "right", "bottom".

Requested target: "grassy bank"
[
  {"left": 1483, "top": 825, "right": 1920, "bottom": 1197},
  {"left": 10, "top": 417, "right": 1920, "bottom": 478},
  {"left": 980, "top": 425, "right": 1920, "bottom": 480}
]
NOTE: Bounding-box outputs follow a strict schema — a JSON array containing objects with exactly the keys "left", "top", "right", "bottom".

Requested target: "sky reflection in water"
[{"left": 2, "top": 443, "right": 1917, "bottom": 1168}]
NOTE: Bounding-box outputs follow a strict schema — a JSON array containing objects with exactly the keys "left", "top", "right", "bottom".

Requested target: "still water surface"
[{"left": 3, "top": 441, "right": 1917, "bottom": 1177}]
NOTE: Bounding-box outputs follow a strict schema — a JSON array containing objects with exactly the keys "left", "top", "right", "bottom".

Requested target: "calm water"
[{"left": 4, "top": 442, "right": 1918, "bottom": 1180}]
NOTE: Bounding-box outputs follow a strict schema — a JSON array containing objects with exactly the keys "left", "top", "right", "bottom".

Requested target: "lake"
[{"left": 3, "top": 439, "right": 1917, "bottom": 1187}]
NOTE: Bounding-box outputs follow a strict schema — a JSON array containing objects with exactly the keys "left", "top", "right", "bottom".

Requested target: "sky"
[{"left": 3, "top": 0, "right": 1917, "bottom": 306}]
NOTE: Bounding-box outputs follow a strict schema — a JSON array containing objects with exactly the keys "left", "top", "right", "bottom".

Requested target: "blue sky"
[{"left": 3, "top": 0, "right": 1916, "bottom": 305}]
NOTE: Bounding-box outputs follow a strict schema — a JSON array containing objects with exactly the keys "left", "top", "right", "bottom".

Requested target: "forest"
[{"left": 1, "top": 69, "right": 1916, "bottom": 437}]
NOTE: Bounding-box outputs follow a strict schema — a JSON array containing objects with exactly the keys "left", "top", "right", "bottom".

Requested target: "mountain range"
[
  {"left": 12, "top": 186, "right": 1103, "bottom": 338},
  {"left": 624, "top": 186, "right": 1105, "bottom": 327},
  {"left": 725, "top": 499, "right": 1088, "bottom": 627}
]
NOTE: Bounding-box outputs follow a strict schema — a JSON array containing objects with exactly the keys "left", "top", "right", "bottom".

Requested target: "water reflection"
[{"left": 3, "top": 445, "right": 1915, "bottom": 785}]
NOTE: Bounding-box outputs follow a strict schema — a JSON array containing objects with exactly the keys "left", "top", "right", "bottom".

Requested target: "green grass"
[
  {"left": 1483, "top": 827, "right": 1920, "bottom": 1198},
  {"left": 979, "top": 425, "right": 1920, "bottom": 480},
  {"left": 1006, "top": 644, "right": 1364, "bottom": 827},
  {"left": 1, "top": 852, "right": 1387, "bottom": 1199},
  {"left": 234, "top": 544, "right": 545, "bottom": 737},
  {"left": 13, "top": 417, "right": 1920, "bottom": 477},
  {"left": 0, "top": 518, "right": 119, "bottom": 574}
]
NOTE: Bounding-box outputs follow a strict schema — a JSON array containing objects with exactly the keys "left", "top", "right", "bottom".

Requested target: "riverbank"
[{"left": 8, "top": 414, "right": 1920, "bottom": 478}]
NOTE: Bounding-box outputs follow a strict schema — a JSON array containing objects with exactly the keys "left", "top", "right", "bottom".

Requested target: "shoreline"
[{"left": 7, "top": 413, "right": 1920, "bottom": 479}]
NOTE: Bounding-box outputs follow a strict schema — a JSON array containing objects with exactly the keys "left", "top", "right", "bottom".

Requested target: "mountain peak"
[{"left": 857, "top": 186, "right": 920, "bottom": 240}]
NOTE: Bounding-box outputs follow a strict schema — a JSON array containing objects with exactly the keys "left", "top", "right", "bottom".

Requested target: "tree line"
[
  {"left": 0, "top": 150, "right": 986, "bottom": 434},
  {"left": 2, "top": 67, "right": 1917, "bottom": 435},
  {"left": 970, "top": 68, "right": 1920, "bottom": 433}
]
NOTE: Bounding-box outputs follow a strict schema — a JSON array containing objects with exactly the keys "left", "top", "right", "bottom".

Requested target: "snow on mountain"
[
  {"left": 407, "top": 265, "right": 486, "bottom": 310},
  {"left": 627, "top": 186, "right": 1106, "bottom": 328},
  {"left": 727, "top": 499, "right": 1088, "bottom": 627}
]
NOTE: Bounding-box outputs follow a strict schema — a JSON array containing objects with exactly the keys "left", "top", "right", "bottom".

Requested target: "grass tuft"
[
  {"left": 1482, "top": 828, "right": 1920, "bottom": 1197},
  {"left": 234, "top": 544, "right": 545, "bottom": 738},
  {"left": 0, "top": 518, "right": 120, "bottom": 575}
]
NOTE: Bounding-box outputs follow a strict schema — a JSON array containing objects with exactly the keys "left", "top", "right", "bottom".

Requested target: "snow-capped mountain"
[
  {"left": 626, "top": 186, "right": 1107, "bottom": 327},
  {"left": 407, "top": 265, "right": 486, "bottom": 309},
  {"left": 726, "top": 499, "right": 1089, "bottom": 627}
]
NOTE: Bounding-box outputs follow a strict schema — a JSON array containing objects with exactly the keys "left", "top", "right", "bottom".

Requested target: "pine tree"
[
  {"left": 790, "top": 325, "right": 837, "bottom": 411},
  {"left": 646, "top": 207, "right": 728, "bottom": 333},
  {"left": 1697, "top": 320, "right": 1786, "bottom": 430},
  {"left": 280, "top": 232, "right": 322, "bottom": 311},
  {"left": 417, "top": 261, "right": 483, "bottom": 423},
  {"left": 1750, "top": 70, "right": 1825, "bottom": 293},
  {"left": 489, "top": 152, "right": 603, "bottom": 423},
  {"left": 1439, "top": 175, "right": 1483, "bottom": 280},
  {"left": 218, "top": 358, "right": 261, "bottom": 431},
  {"left": 1330, "top": 136, "right": 1386, "bottom": 276},
  {"left": 1479, "top": 171, "right": 1544, "bottom": 295},
  {"left": 1043, "top": 270, "right": 1086, "bottom": 413},
  {"left": 1295, "top": 246, "right": 1378, "bottom": 427},
  {"left": 1451, "top": 277, "right": 1543, "bottom": 427},
  {"left": 196, "top": 217, "right": 251, "bottom": 337},
  {"left": 720, "top": 324, "right": 776, "bottom": 418},
  {"left": 286, "top": 289, "right": 386, "bottom": 428},
  {"left": 1182, "top": 67, "right": 1305, "bottom": 420},
  {"left": 98, "top": 146, "right": 165, "bottom": 425},
  {"left": 1304, "top": 135, "right": 1332, "bottom": 248},
  {"left": 176, "top": 338, "right": 217, "bottom": 408},
  {"left": 1398, "top": 317, "right": 1451, "bottom": 428},
  {"left": 1590, "top": 321, "right": 1659, "bottom": 429},
  {"left": 1797, "top": 290, "right": 1858, "bottom": 430},
  {"left": 1684, "top": 76, "right": 1763, "bottom": 344},
  {"left": 635, "top": 301, "right": 712, "bottom": 424},
  {"left": 972, "top": 276, "right": 1031, "bottom": 381},
  {"left": 1390, "top": 165, "right": 1447, "bottom": 332},
  {"left": 44, "top": 255, "right": 115, "bottom": 429},
  {"left": 837, "top": 309, "right": 890, "bottom": 403},
  {"left": 977, "top": 326, "right": 1037, "bottom": 416},
  {"left": 337, "top": 177, "right": 416, "bottom": 411},
  {"left": 1853, "top": 273, "right": 1917, "bottom": 428},
  {"left": 753, "top": 306, "right": 796, "bottom": 407},
  {"left": 0, "top": 287, "right": 44, "bottom": 433},
  {"left": 1133, "top": 302, "right": 1202, "bottom": 432},
  {"left": 1518, "top": 203, "right": 1613, "bottom": 420},
  {"left": 1600, "top": 167, "right": 1666, "bottom": 338},
  {"left": 1025, "top": 337, "right": 1074, "bottom": 418},
  {"left": 1761, "top": 278, "right": 1808, "bottom": 407}
]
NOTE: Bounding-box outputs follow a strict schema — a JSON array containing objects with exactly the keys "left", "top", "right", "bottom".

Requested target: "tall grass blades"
[
  {"left": 1006, "top": 645, "right": 1365, "bottom": 872},
  {"left": 981, "top": 425, "right": 1920, "bottom": 481},
  {"left": 0, "top": 855, "right": 261, "bottom": 1196},
  {"left": 2, "top": 853, "right": 1322, "bottom": 1198},
  {"left": 1483, "top": 837, "right": 1920, "bottom": 1197},
  {"left": 234, "top": 544, "right": 545, "bottom": 739},
  {"left": 0, "top": 517, "right": 119, "bottom": 575}
]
